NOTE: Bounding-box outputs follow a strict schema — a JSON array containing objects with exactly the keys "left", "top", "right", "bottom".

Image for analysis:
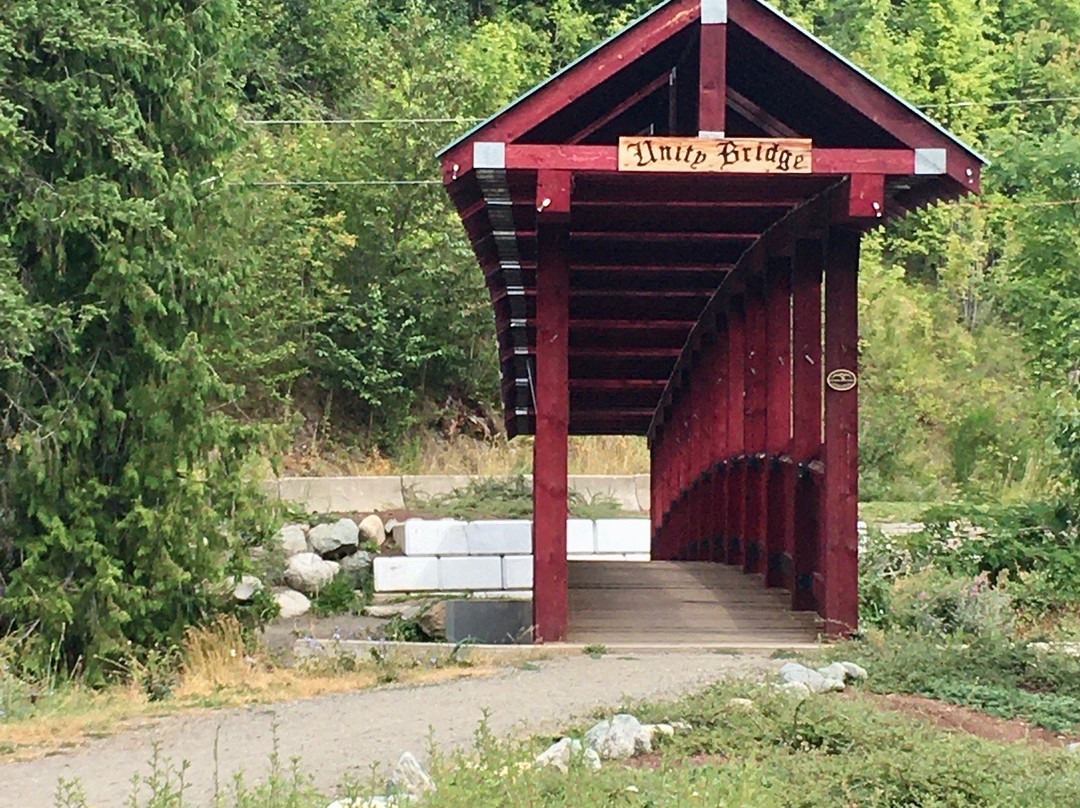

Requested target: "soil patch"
[{"left": 854, "top": 691, "right": 1080, "bottom": 748}]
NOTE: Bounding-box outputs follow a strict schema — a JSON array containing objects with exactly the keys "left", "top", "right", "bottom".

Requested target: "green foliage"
[
  {"left": 310, "top": 574, "right": 364, "bottom": 617},
  {"left": 406, "top": 474, "right": 626, "bottom": 519}
]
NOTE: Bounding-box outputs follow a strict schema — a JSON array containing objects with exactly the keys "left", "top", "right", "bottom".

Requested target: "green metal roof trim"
[{"left": 437, "top": 0, "right": 989, "bottom": 167}]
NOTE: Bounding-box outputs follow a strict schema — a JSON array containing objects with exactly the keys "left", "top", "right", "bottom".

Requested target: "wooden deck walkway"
[{"left": 567, "top": 561, "right": 821, "bottom": 646}]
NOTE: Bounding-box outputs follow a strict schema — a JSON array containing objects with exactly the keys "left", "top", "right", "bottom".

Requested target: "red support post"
[
  {"left": 726, "top": 295, "right": 746, "bottom": 566},
  {"left": 822, "top": 228, "right": 861, "bottom": 635},
  {"left": 791, "top": 238, "right": 823, "bottom": 612},
  {"left": 711, "top": 319, "right": 730, "bottom": 562},
  {"left": 765, "top": 255, "right": 793, "bottom": 588},
  {"left": 533, "top": 169, "right": 571, "bottom": 643},
  {"left": 699, "top": 3, "right": 728, "bottom": 137},
  {"left": 743, "top": 273, "right": 769, "bottom": 575}
]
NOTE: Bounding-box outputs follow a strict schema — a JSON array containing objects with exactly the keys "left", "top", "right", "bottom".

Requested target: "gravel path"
[{"left": 1, "top": 651, "right": 780, "bottom": 808}]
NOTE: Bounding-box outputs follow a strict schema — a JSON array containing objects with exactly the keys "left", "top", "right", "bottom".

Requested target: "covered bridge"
[{"left": 439, "top": 0, "right": 985, "bottom": 642}]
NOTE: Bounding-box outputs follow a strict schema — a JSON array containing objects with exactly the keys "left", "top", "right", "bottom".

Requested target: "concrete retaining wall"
[
  {"left": 374, "top": 517, "right": 651, "bottom": 594},
  {"left": 268, "top": 474, "right": 650, "bottom": 514}
]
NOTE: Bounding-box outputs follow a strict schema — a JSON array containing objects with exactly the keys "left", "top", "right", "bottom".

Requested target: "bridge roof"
[{"left": 441, "top": 0, "right": 986, "bottom": 437}]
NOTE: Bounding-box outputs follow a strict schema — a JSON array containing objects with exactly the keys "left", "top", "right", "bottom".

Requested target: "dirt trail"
[{"left": 1, "top": 651, "right": 780, "bottom": 808}]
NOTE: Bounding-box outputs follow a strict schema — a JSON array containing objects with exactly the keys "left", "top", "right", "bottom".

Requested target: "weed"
[
  {"left": 405, "top": 475, "right": 627, "bottom": 520},
  {"left": 583, "top": 644, "right": 607, "bottom": 659},
  {"left": 311, "top": 574, "right": 364, "bottom": 617}
]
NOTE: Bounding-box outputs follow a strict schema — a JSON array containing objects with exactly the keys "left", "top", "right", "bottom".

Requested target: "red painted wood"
[
  {"left": 743, "top": 274, "right": 769, "bottom": 574},
  {"left": 765, "top": 256, "right": 793, "bottom": 587},
  {"left": 533, "top": 208, "right": 571, "bottom": 643},
  {"left": 791, "top": 238, "right": 823, "bottom": 611},
  {"left": 813, "top": 149, "right": 913, "bottom": 175},
  {"left": 726, "top": 296, "right": 746, "bottom": 565},
  {"left": 571, "top": 72, "right": 673, "bottom": 144},
  {"left": 710, "top": 319, "right": 729, "bottom": 560},
  {"left": 699, "top": 22, "right": 727, "bottom": 134},
  {"left": 822, "top": 228, "right": 861, "bottom": 635},
  {"left": 848, "top": 174, "right": 885, "bottom": 219},
  {"left": 728, "top": 0, "right": 982, "bottom": 189}
]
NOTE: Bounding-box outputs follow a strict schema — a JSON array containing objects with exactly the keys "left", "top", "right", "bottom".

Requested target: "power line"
[
  {"left": 247, "top": 180, "right": 441, "bottom": 187},
  {"left": 243, "top": 117, "right": 484, "bottom": 125},
  {"left": 921, "top": 95, "right": 1080, "bottom": 109}
]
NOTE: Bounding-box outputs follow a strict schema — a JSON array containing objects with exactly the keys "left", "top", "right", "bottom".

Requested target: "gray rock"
[
  {"left": 359, "top": 514, "right": 388, "bottom": 547},
  {"left": 1068, "top": 742, "right": 1080, "bottom": 754},
  {"left": 390, "top": 752, "right": 435, "bottom": 796},
  {"left": 585, "top": 713, "right": 652, "bottom": 760},
  {"left": 816, "top": 662, "right": 850, "bottom": 682},
  {"left": 366, "top": 604, "right": 422, "bottom": 620},
  {"left": 583, "top": 748, "right": 602, "bottom": 771},
  {"left": 841, "top": 661, "right": 869, "bottom": 681},
  {"left": 780, "top": 662, "right": 844, "bottom": 693},
  {"left": 418, "top": 602, "right": 447, "bottom": 640},
  {"left": 339, "top": 551, "right": 374, "bottom": 586},
  {"left": 645, "top": 723, "right": 676, "bottom": 738},
  {"left": 233, "top": 575, "right": 263, "bottom": 602},
  {"left": 534, "top": 737, "right": 580, "bottom": 773},
  {"left": 274, "top": 589, "right": 311, "bottom": 619},
  {"left": 309, "top": 519, "right": 360, "bottom": 560},
  {"left": 284, "top": 552, "right": 339, "bottom": 595},
  {"left": 780, "top": 681, "right": 812, "bottom": 696},
  {"left": 277, "top": 524, "right": 309, "bottom": 557}
]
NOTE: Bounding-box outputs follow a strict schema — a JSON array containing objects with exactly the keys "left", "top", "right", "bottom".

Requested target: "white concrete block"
[
  {"left": 466, "top": 520, "right": 533, "bottom": 555},
  {"left": 595, "top": 519, "right": 652, "bottom": 554},
  {"left": 373, "top": 557, "right": 439, "bottom": 592},
  {"left": 623, "top": 553, "right": 652, "bottom": 562},
  {"left": 567, "top": 519, "right": 596, "bottom": 555},
  {"left": 402, "top": 519, "right": 468, "bottom": 556},
  {"left": 439, "top": 556, "right": 503, "bottom": 591},
  {"left": 502, "top": 555, "right": 534, "bottom": 589}
]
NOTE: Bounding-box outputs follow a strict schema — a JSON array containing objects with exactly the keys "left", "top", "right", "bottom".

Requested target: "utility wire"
[
  {"left": 248, "top": 179, "right": 441, "bottom": 187},
  {"left": 921, "top": 95, "right": 1080, "bottom": 109}
]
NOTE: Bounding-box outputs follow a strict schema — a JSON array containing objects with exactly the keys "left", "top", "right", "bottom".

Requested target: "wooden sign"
[{"left": 618, "top": 136, "right": 813, "bottom": 174}]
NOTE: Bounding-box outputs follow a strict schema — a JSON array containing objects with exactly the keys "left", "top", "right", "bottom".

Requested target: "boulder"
[
  {"left": 284, "top": 552, "right": 339, "bottom": 594},
  {"left": 535, "top": 737, "right": 580, "bottom": 773},
  {"left": 233, "top": 575, "right": 263, "bottom": 602},
  {"left": 339, "top": 551, "right": 374, "bottom": 586},
  {"left": 780, "top": 662, "right": 844, "bottom": 693},
  {"left": 1068, "top": 742, "right": 1080, "bottom": 754},
  {"left": 816, "top": 662, "right": 851, "bottom": 682},
  {"left": 309, "top": 519, "right": 360, "bottom": 560},
  {"left": 274, "top": 589, "right": 311, "bottom": 619},
  {"left": 780, "top": 681, "right": 812, "bottom": 696},
  {"left": 584, "top": 714, "right": 652, "bottom": 760},
  {"left": 840, "top": 661, "right": 869, "bottom": 681},
  {"left": 389, "top": 752, "right": 436, "bottom": 796},
  {"left": 276, "top": 524, "right": 309, "bottom": 557},
  {"left": 359, "top": 514, "right": 388, "bottom": 547},
  {"left": 418, "top": 601, "right": 447, "bottom": 640}
]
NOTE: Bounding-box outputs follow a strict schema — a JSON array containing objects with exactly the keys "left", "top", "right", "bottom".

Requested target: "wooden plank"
[
  {"left": 765, "top": 256, "right": 793, "bottom": 588},
  {"left": 848, "top": 173, "right": 885, "bottom": 219},
  {"left": 699, "top": 21, "right": 727, "bottom": 136},
  {"left": 533, "top": 172, "right": 571, "bottom": 643},
  {"left": 619, "top": 137, "right": 812, "bottom": 173},
  {"left": 822, "top": 228, "right": 861, "bottom": 635},
  {"left": 791, "top": 238, "right": 823, "bottom": 612}
]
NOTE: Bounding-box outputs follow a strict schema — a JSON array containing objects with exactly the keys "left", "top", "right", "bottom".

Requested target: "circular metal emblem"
[{"left": 826, "top": 369, "right": 858, "bottom": 392}]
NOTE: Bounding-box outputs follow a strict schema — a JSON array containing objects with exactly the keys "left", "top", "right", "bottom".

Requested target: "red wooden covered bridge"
[{"left": 439, "top": 0, "right": 985, "bottom": 643}]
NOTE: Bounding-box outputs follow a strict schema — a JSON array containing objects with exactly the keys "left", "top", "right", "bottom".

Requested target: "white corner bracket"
[
  {"left": 698, "top": 130, "right": 726, "bottom": 139},
  {"left": 914, "top": 148, "right": 948, "bottom": 176},
  {"left": 473, "top": 141, "right": 507, "bottom": 170},
  {"left": 701, "top": 0, "right": 728, "bottom": 24}
]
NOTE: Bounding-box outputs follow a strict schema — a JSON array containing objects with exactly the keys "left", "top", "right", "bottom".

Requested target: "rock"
[
  {"left": 781, "top": 681, "right": 812, "bottom": 696},
  {"left": 726, "top": 698, "right": 755, "bottom": 711},
  {"left": 585, "top": 714, "right": 652, "bottom": 760},
  {"left": 841, "top": 661, "right": 869, "bottom": 681},
  {"left": 645, "top": 723, "right": 676, "bottom": 738},
  {"left": 390, "top": 752, "right": 436, "bottom": 796},
  {"left": 816, "top": 662, "right": 851, "bottom": 682},
  {"left": 670, "top": 721, "right": 692, "bottom": 731},
  {"left": 535, "top": 737, "right": 580, "bottom": 773},
  {"left": 583, "top": 748, "right": 602, "bottom": 771},
  {"left": 276, "top": 524, "right": 309, "bottom": 557},
  {"left": 233, "top": 575, "right": 263, "bottom": 601},
  {"left": 284, "top": 552, "right": 339, "bottom": 595},
  {"left": 339, "top": 551, "right": 374, "bottom": 586},
  {"left": 418, "top": 602, "right": 447, "bottom": 640},
  {"left": 274, "top": 589, "right": 311, "bottom": 619},
  {"left": 309, "top": 519, "right": 360, "bottom": 560},
  {"left": 1068, "top": 742, "right": 1080, "bottom": 754},
  {"left": 366, "top": 604, "right": 422, "bottom": 620},
  {"left": 780, "top": 662, "right": 845, "bottom": 693},
  {"left": 359, "top": 514, "right": 388, "bottom": 547}
]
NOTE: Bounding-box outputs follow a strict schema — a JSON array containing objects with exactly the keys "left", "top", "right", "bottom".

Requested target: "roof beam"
[
  {"left": 569, "top": 72, "right": 672, "bottom": 144},
  {"left": 727, "top": 88, "right": 800, "bottom": 138}
]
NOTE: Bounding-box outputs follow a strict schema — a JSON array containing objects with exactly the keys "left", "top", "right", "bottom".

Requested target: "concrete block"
[
  {"left": 568, "top": 554, "right": 597, "bottom": 562},
  {"left": 401, "top": 475, "right": 475, "bottom": 501},
  {"left": 402, "top": 519, "right": 468, "bottom": 557},
  {"left": 633, "top": 474, "right": 651, "bottom": 513},
  {"left": 567, "top": 519, "right": 596, "bottom": 555},
  {"left": 466, "top": 520, "right": 532, "bottom": 555},
  {"left": 595, "top": 518, "right": 651, "bottom": 554},
  {"left": 439, "top": 556, "right": 504, "bottom": 591},
  {"left": 277, "top": 476, "right": 405, "bottom": 513},
  {"left": 445, "top": 600, "right": 533, "bottom": 644},
  {"left": 374, "top": 557, "right": 439, "bottom": 592},
  {"left": 623, "top": 553, "right": 652, "bottom": 562},
  {"left": 570, "top": 475, "right": 640, "bottom": 513},
  {"left": 502, "top": 555, "right": 534, "bottom": 589}
]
